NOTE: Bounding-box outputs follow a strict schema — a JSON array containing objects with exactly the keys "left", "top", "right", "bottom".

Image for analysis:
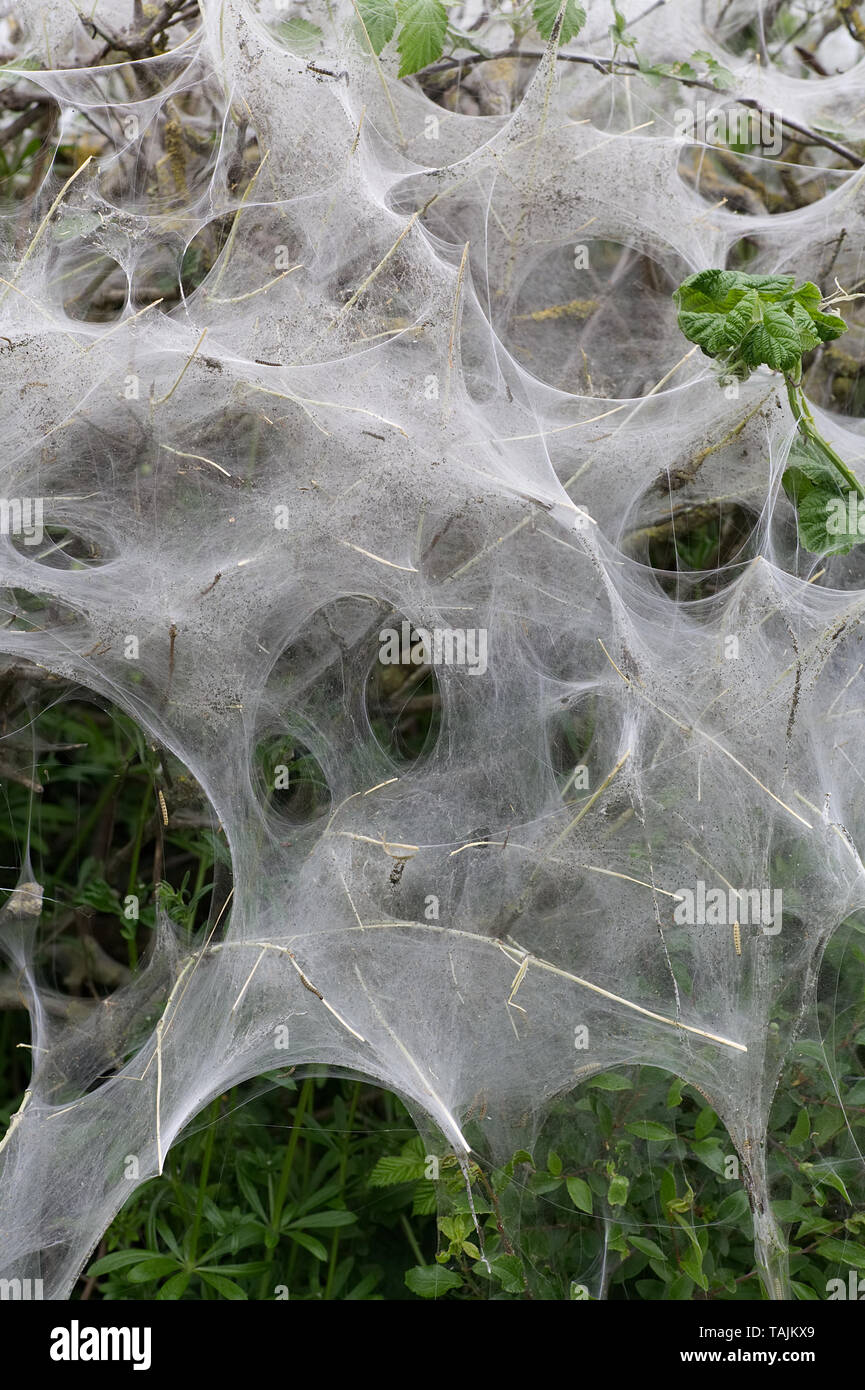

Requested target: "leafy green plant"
[
  {"left": 674, "top": 269, "right": 864, "bottom": 555},
  {"left": 354, "top": 0, "right": 587, "bottom": 77}
]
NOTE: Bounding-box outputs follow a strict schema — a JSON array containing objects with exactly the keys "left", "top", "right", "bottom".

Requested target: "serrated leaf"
[
  {"left": 356, "top": 0, "right": 397, "bottom": 55},
  {"left": 532, "top": 0, "right": 586, "bottom": 44},
  {"left": 412, "top": 1181, "right": 438, "bottom": 1216},
  {"left": 368, "top": 1153, "right": 427, "bottom": 1186},
  {"left": 673, "top": 268, "right": 849, "bottom": 378},
  {"left": 395, "top": 0, "right": 447, "bottom": 76},
  {"left": 482, "top": 1254, "right": 524, "bottom": 1293},
  {"left": 404, "top": 1264, "right": 462, "bottom": 1298}
]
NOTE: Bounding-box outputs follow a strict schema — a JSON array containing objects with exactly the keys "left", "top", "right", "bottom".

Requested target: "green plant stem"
[
  {"left": 256, "top": 1076, "right": 314, "bottom": 1299},
  {"left": 785, "top": 377, "right": 865, "bottom": 498},
  {"left": 324, "top": 1080, "right": 361, "bottom": 1299},
  {"left": 188, "top": 1095, "right": 220, "bottom": 1269},
  {"left": 400, "top": 1212, "right": 426, "bottom": 1267}
]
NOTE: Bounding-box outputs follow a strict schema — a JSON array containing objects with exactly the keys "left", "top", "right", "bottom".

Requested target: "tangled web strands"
[{"left": 1, "top": 0, "right": 865, "bottom": 1301}]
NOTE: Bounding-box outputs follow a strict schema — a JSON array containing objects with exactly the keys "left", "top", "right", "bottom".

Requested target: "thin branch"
[{"left": 417, "top": 48, "right": 864, "bottom": 168}]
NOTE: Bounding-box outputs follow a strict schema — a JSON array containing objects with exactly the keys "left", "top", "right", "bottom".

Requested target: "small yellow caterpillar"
[
  {"left": 157, "top": 789, "right": 169, "bottom": 827},
  {"left": 732, "top": 920, "right": 741, "bottom": 956}
]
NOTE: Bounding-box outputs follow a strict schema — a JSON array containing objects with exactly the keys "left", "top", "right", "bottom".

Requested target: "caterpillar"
[{"left": 732, "top": 920, "right": 741, "bottom": 956}]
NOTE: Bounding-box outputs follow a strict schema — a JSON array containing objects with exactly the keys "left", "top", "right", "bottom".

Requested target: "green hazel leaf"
[
  {"left": 404, "top": 1264, "right": 463, "bottom": 1298},
  {"left": 395, "top": 0, "right": 448, "bottom": 76},
  {"left": 788, "top": 299, "right": 822, "bottom": 348},
  {"left": 781, "top": 434, "right": 845, "bottom": 500},
  {"left": 673, "top": 269, "right": 848, "bottom": 373},
  {"left": 794, "top": 487, "right": 858, "bottom": 556},
  {"left": 805, "top": 306, "right": 848, "bottom": 343},
  {"left": 356, "top": 0, "right": 397, "bottom": 55},
  {"left": 738, "top": 304, "right": 804, "bottom": 371},
  {"left": 533, "top": 0, "right": 587, "bottom": 44}
]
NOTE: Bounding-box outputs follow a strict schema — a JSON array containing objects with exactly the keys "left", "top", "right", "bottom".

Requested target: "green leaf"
[
  {"left": 689, "top": 1139, "right": 727, "bottom": 1176},
  {"left": 547, "top": 1149, "right": 563, "bottom": 1176},
  {"left": 532, "top": 0, "right": 586, "bottom": 44},
  {"left": 716, "top": 1189, "right": 750, "bottom": 1222},
  {"left": 566, "top": 1176, "right": 593, "bottom": 1214},
  {"left": 810, "top": 1167, "right": 851, "bottom": 1203},
  {"left": 404, "top": 1264, "right": 463, "bottom": 1298},
  {"left": 673, "top": 269, "right": 848, "bottom": 379},
  {"left": 815, "top": 1237, "right": 865, "bottom": 1270},
  {"left": 587, "top": 1071, "right": 632, "bottom": 1091},
  {"left": 198, "top": 1271, "right": 248, "bottom": 1299},
  {"left": 292, "top": 1210, "right": 357, "bottom": 1229},
  {"left": 482, "top": 1254, "right": 524, "bottom": 1294},
  {"left": 126, "top": 1257, "right": 181, "bottom": 1284},
  {"left": 772, "top": 1199, "right": 809, "bottom": 1223},
  {"left": 286, "top": 1230, "right": 328, "bottom": 1261},
  {"left": 277, "top": 18, "right": 323, "bottom": 55},
  {"left": 782, "top": 434, "right": 859, "bottom": 556},
  {"left": 668, "top": 1272, "right": 695, "bottom": 1299},
  {"left": 412, "top": 1182, "right": 438, "bottom": 1216},
  {"left": 789, "top": 1107, "right": 811, "bottom": 1146},
  {"left": 395, "top": 0, "right": 448, "bottom": 76},
  {"left": 629, "top": 1235, "right": 667, "bottom": 1261},
  {"left": 692, "top": 51, "right": 735, "bottom": 89},
  {"left": 156, "top": 1272, "right": 190, "bottom": 1300},
  {"left": 368, "top": 1153, "right": 427, "bottom": 1186},
  {"left": 666, "top": 1077, "right": 685, "bottom": 1108},
  {"left": 86, "top": 1249, "right": 166, "bottom": 1276},
  {"left": 607, "top": 1173, "right": 629, "bottom": 1207},
  {"left": 356, "top": 0, "right": 397, "bottom": 55},
  {"left": 625, "top": 1120, "right": 675, "bottom": 1142},
  {"left": 693, "top": 1106, "right": 717, "bottom": 1141}
]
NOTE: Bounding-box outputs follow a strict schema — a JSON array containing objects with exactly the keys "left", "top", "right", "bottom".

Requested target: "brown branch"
[{"left": 418, "top": 49, "right": 864, "bottom": 168}]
